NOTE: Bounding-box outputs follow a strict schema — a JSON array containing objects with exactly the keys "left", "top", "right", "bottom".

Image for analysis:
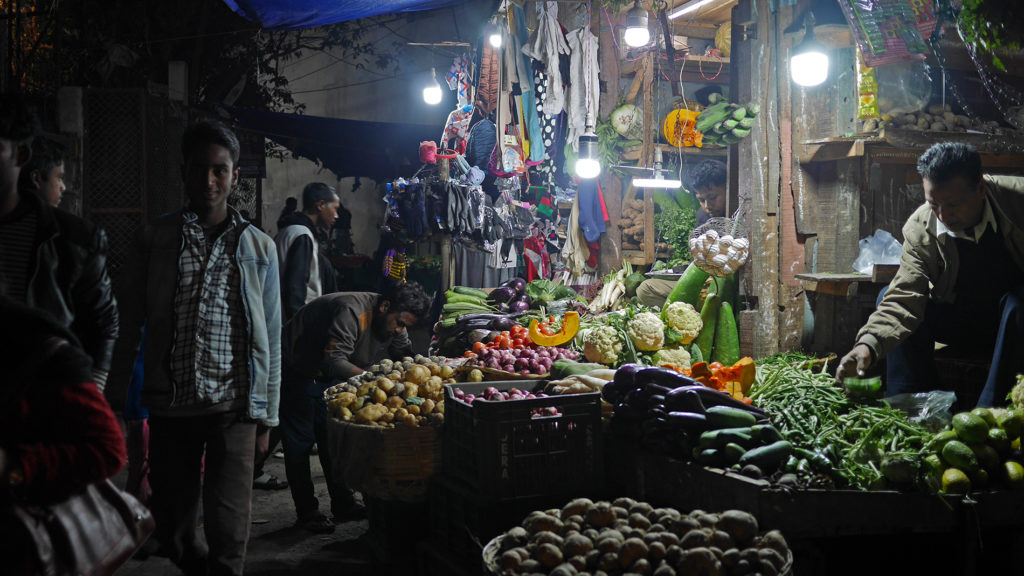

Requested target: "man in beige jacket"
[{"left": 837, "top": 142, "right": 1024, "bottom": 406}]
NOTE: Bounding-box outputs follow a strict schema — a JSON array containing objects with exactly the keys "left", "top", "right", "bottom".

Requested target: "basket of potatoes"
[
  {"left": 482, "top": 497, "right": 792, "bottom": 576},
  {"left": 324, "top": 355, "right": 453, "bottom": 501}
]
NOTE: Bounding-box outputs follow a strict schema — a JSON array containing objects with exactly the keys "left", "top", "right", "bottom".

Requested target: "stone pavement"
[{"left": 116, "top": 454, "right": 379, "bottom": 576}]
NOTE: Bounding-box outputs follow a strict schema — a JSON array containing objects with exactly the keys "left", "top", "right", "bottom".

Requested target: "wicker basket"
[
  {"left": 325, "top": 418, "right": 441, "bottom": 502},
  {"left": 482, "top": 534, "right": 794, "bottom": 575}
]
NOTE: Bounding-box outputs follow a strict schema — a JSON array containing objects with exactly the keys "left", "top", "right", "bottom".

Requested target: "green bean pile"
[{"left": 750, "top": 362, "right": 931, "bottom": 490}]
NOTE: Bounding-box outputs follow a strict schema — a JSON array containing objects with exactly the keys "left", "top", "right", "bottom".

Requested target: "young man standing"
[
  {"left": 275, "top": 182, "right": 339, "bottom": 322},
  {"left": 0, "top": 93, "right": 119, "bottom": 387},
  {"left": 19, "top": 136, "right": 66, "bottom": 207},
  {"left": 281, "top": 281, "right": 430, "bottom": 533},
  {"left": 111, "top": 120, "right": 280, "bottom": 576}
]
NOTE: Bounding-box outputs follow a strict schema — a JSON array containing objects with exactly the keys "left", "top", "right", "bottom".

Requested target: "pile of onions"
[
  {"left": 465, "top": 346, "right": 579, "bottom": 375},
  {"left": 451, "top": 386, "right": 561, "bottom": 417}
]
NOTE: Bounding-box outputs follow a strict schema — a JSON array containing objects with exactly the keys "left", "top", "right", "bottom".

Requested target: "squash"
[{"left": 529, "top": 311, "right": 580, "bottom": 347}]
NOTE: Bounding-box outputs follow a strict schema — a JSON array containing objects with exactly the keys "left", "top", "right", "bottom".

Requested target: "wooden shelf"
[
  {"left": 799, "top": 129, "right": 1024, "bottom": 164},
  {"left": 621, "top": 54, "right": 730, "bottom": 85},
  {"left": 620, "top": 143, "right": 728, "bottom": 162},
  {"left": 796, "top": 265, "right": 897, "bottom": 296}
]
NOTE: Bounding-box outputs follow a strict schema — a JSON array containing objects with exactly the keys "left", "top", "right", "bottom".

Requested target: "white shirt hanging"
[
  {"left": 566, "top": 26, "right": 600, "bottom": 151},
  {"left": 522, "top": 1, "right": 570, "bottom": 116}
]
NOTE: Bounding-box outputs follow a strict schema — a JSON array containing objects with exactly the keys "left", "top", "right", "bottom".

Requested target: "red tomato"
[{"left": 472, "top": 341, "right": 486, "bottom": 352}]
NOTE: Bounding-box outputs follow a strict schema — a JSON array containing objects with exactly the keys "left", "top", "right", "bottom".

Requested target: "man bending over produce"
[
  {"left": 837, "top": 142, "right": 1024, "bottom": 406},
  {"left": 638, "top": 160, "right": 729, "bottom": 308},
  {"left": 280, "top": 281, "right": 431, "bottom": 532}
]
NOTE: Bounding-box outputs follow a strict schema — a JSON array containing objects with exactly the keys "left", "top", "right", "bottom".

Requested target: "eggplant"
[
  {"left": 508, "top": 300, "right": 530, "bottom": 313},
  {"left": 690, "top": 387, "right": 768, "bottom": 417},
  {"left": 502, "top": 277, "right": 527, "bottom": 294},
  {"left": 664, "top": 386, "right": 708, "bottom": 414},
  {"left": 497, "top": 302, "right": 510, "bottom": 313},
  {"left": 488, "top": 316, "right": 516, "bottom": 331},
  {"left": 666, "top": 411, "right": 710, "bottom": 431},
  {"left": 635, "top": 367, "right": 699, "bottom": 390},
  {"left": 489, "top": 286, "right": 518, "bottom": 304},
  {"left": 607, "top": 364, "right": 644, "bottom": 400},
  {"left": 466, "top": 329, "right": 492, "bottom": 345}
]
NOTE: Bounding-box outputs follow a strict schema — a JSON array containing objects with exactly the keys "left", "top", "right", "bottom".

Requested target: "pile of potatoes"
[
  {"left": 862, "top": 103, "right": 1006, "bottom": 135},
  {"left": 324, "top": 355, "right": 451, "bottom": 428},
  {"left": 493, "top": 497, "right": 790, "bottom": 576}
]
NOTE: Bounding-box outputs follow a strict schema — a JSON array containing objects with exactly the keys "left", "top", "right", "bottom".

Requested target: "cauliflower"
[
  {"left": 653, "top": 347, "right": 692, "bottom": 369},
  {"left": 662, "top": 301, "right": 703, "bottom": 345},
  {"left": 583, "top": 325, "right": 623, "bottom": 365},
  {"left": 626, "top": 312, "right": 665, "bottom": 352},
  {"left": 1011, "top": 374, "right": 1024, "bottom": 409}
]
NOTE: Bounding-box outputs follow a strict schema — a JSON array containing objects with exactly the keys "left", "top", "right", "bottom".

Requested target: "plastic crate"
[
  {"left": 442, "top": 381, "right": 604, "bottom": 501},
  {"left": 364, "top": 496, "right": 430, "bottom": 572},
  {"left": 427, "top": 474, "right": 570, "bottom": 569}
]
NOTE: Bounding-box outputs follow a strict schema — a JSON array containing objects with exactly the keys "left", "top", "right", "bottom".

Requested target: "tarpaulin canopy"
[
  {"left": 226, "top": 106, "right": 437, "bottom": 181},
  {"left": 222, "top": 0, "right": 472, "bottom": 30}
]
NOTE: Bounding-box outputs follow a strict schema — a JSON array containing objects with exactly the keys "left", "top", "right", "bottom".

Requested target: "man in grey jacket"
[
  {"left": 111, "top": 120, "right": 281, "bottom": 576},
  {"left": 280, "top": 281, "right": 429, "bottom": 533},
  {"left": 838, "top": 143, "right": 1024, "bottom": 407}
]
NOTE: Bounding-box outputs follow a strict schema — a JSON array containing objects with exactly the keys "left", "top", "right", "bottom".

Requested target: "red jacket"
[{"left": 1, "top": 299, "right": 125, "bottom": 503}]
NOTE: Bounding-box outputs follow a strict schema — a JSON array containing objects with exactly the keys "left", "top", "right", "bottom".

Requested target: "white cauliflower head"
[
  {"left": 662, "top": 301, "right": 703, "bottom": 345},
  {"left": 626, "top": 311, "right": 665, "bottom": 352},
  {"left": 653, "top": 347, "right": 692, "bottom": 369},
  {"left": 583, "top": 325, "right": 623, "bottom": 365}
]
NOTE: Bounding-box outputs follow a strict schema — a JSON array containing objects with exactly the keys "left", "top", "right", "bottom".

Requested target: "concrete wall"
[{"left": 260, "top": 6, "right": 493, "bottom": 247}]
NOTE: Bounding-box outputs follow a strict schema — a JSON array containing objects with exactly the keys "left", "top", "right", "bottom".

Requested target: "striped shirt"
[
  {"left": 168, "top": 209, "right": 250, "bottom": 412},
  {"left": 0, "top": 199, "right": 38, "bottom": 303}
]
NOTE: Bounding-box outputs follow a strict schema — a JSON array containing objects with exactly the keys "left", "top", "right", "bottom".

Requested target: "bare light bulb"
[{"left": 423, "top": 67, "right": 443, "bottom": 105}]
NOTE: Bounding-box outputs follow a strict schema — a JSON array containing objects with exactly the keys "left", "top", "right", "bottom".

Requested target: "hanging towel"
[
  {"left": 576, "top": 177, "right": 607, "bottom": 243},
  {"left": 512, "top": 5, "right": 546, "bottom": 163},
  {"left": 566, "top": 25, "right": 600, "bottom": 152},
  {"left": 522, "top": 1, "right": 570, "bottom": 116}
]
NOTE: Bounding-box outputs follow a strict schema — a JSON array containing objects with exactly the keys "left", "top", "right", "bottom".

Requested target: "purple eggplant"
[
  {"left": 508, "top": 300, "right": 530, "bottom": 313},
  {"left": 666, "top": 411, "right": 710, "bottom": 431},
  {"left": 606, "top": 363, "right": 644, "bottom": 402},
  {"left": 636, "top": 367, "right": 700, "bottom": 390},
  {"left": 488, "top": 316, "right": 516, "bottom": 331},
  {"left": 664, "top": 386, "right": 708, "bottom": 414},
  {"left": 489, "top": 286, "right": 518, "bottom": 304},
  {"left": 503, "top": 277, "right": 527, "bottom": 294}
]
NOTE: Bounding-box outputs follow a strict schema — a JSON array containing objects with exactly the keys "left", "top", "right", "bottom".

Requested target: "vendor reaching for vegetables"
[
  {"left": 637, "top": 160, "right": 729, "bottom": 308},
  {"left": 279, "top": 281, "right": 430, "bottom": 532},
  {"left": 837, "top": 143, "right": 1024, "bottom": 407}
]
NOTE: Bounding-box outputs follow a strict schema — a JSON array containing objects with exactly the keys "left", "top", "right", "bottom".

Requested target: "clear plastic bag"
[
  {"left": 876, "top": 60, "right": 932, "bottom": 116},
  {"left": 885, "top": 390, "right": 957, "bottom": 433},
  {"left": 853, "top": 229, "right": 903, "bottom": 275}
]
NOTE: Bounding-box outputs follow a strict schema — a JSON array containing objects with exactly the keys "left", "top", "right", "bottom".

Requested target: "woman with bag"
[{"left": 0, "top": 289, "right": 136, "bottom": 576}]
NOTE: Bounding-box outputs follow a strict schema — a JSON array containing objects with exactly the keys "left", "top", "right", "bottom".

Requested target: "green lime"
[
  {"left": 1004, "top": 461, "right": 1024, "bottom": 489},
  {"left": 941, "top": 468, "right": 972, "bottom": 494},
  {"left": 989, "top": 427, "right": 1011, "bottom": 456},
  {"left": 971, "top": 407, "right": 998, "bottom": 428}
]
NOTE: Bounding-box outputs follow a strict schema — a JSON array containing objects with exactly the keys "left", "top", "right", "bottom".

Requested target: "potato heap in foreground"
[{"left": 494, "top": 497, "right": 789, "bottom": 576}]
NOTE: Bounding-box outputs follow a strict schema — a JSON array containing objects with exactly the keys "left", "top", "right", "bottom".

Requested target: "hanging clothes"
[
  {"left": 523, "top": 233, "right": 551, "bottom": 281},
  {"left": 511, "top": 4, "right": 546, "bottom": 163},
  {"left": 566, "top": 25, "right": 600, "bottom": 151},
  {"left": 445, "top": 54, "right": 472, "bottom": 108},
  {"left": 576, "top": 177, "right": 607, "bottom": 243},
  {"left": 522, "top": 1, "right": 570, "bottom": 116},
  {"left": 560, "top": 193, "right": 591, "bottom": 276},
  {"left": 474, "top": 42, "right": 499, "bottom": 116}
]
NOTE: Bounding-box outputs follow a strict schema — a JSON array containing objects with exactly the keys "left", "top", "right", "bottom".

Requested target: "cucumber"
[
  {"left": 731, "top": 106, "right": 747, "bottom": 121},
  {"left": 444, "top": 292, "right": 488, "bottom": 305},
  {"left": 693, "top": 294, "right": 720, "bottom": 361},
  {"left": 665, "top": 262, "right": 710, "bottom": 308},
  {"left": 710, "top": 301, "right": 740, "bottom": 366},
  {"left": 750, "top": 424, "right": 783, "bottom": 443},
  {"left": 738, "top": 440, "right": 794, "bottom": 471},
  {"left": 452, "top": 286, "right": 490, "bottom": 300},
  {"left": 705, "top": 405, "right": 757, "bottom": 429},
  {"left": 699, "top": 426, "right": 755, "bottom": 449},
  {"left": 697, "top": 448, "right": 727, "bottom": 467},
  {"left": 708, "top": 274, "right": 737, "bottom": 310}
]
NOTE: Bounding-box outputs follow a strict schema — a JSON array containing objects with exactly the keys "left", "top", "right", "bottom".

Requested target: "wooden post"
[{"left": 438, "top": 157, "right": 452, "bottom": 291}]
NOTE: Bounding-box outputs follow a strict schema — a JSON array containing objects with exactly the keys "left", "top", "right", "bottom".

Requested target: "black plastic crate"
[
  {"left": 364, "top": 497, "right": 430, "bottom": 574},
  {"left": 442, "top": 381, "right": 604, "bottom": 501},
  {"left": 427, "top": 475, "right": 570, "bottom": 571}
]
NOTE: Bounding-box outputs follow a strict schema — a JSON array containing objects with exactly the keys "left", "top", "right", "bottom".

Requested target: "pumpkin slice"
[{"left": 528, "top": 311, "right": 580, "bottom": 347}]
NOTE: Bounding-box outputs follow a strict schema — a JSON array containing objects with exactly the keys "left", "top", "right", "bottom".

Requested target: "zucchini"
[
  {"left": 724, "top": 442, "right": 747, "bottom": 464},
  {"left": 665, "top": 262, "right": 710, "bottom": 308},
  {"left": 699, "top": 426, "right": 755, "bottom": 449},
  {"left": 709, "top": 274, "right": 737, "bottom": 310},
  {"left": 705, "top": 405, "right": 757, "bottom": 429},
  {"left": 750, "top": 424, "right": 783, "bottom": 443},
  {"left": 444, "top": 292, "right": 488, "bottom": 305},
  {"left": 697, "top": 448, "right": 727, "bottom": 467},
  {"left": 710, "top": 301, "right": 740, "bottom": 366},
  {"left": 452, "top": 286, "right": 490, "bottom": 299},
  {"left": 693, "top": 293, "right": 721, "bottom": 361},
  {"left": 738, "top": 440, "right": 794, "bottom": 471}
]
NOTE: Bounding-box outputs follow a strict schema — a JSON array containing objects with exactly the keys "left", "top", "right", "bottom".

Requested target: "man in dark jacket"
[
  {"left": 0, "top": 93, "right": 119, "bottom": 387},
  {"left": 275, "top": 183, "right": 340, "bottom": 321},
  {"left": 280, "top": 281, "right": 430, "bottom": 533}
]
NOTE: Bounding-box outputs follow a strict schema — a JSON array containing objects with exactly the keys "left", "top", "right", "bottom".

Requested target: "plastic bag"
[
  {"left": 876, "top": 60, "right": 932, "bottom": 116},
  {"left": 885, "top": 390, "right": 957, "bottom": 433},
  {"left": 853, "top": 229, "right": 903, "bottom": 275}
]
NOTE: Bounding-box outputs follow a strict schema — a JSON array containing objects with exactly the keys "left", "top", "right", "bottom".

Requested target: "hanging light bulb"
[
  {"left": 624, "top": 1, "right": 650, "bottom": 47},
  {"left": 488, "top": 21, "right": 503, "bottom": 48},
  {"left": 576, "top": 130, "right": 601, "bottom": 179},
  {"left": 790, "top": 12, "right": 829, "bottom": 87},
  {"left": 423, "top": 67, "right": 443, "bottom": 105}
]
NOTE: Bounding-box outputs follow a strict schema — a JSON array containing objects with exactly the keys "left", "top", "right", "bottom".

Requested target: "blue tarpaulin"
[
  {"left": 222, "top": 0, "right": 473, "bottom": 30},
  {"left": 225, "top": 105, "right": 438, "bottom": 181}
]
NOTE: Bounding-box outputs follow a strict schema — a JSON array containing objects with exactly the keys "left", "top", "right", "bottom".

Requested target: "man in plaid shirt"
[{"left": 111, "top": 120, "right": 281, "bottom": 576}]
